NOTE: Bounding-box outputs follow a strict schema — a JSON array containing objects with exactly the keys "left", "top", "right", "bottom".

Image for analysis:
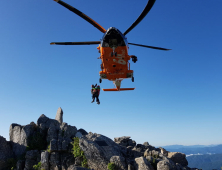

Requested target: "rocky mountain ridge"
[{"left": 0, "top": 107, "right": 200, "bottom": 170}]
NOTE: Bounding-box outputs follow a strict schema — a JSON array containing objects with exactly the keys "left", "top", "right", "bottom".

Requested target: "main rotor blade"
[
  {"left": 128, "top": 43, "right": 171, "bottom": 51},
  {"left": 53, "top": 0, "right": 106, "bottom": 33},
  {"left": 50, "top": 41, "right": 101, "bottom": 45},
  {"left": 123, "top": 0, "right": 156, "bottom": 35}
]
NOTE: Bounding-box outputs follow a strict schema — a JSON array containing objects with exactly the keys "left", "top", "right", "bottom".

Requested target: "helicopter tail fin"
[{"left": 103, "top": 88, "right": 135, "bottom": 91}]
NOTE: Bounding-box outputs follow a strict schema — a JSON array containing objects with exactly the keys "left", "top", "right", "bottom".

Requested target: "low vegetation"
[
  {"left": 71, "top": 137, "right": 88, "bottom": 168},
  {"left": 107, "top": 162, "right": 117, "bottom": 170},
  {"left": 33, "top": 162, "right": 41, "bottom": 170}
]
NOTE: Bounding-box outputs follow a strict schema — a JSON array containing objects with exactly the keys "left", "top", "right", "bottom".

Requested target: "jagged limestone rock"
[
  {"left": 75, "top": 131, "right": 83, "bottom": 138},
  {"left": 9, "top": 123, "right": 34, "bottom": 157},
  {"left": 41, "top": 151, "right": 49, "bottom": 170},
  {"left": 159, "top": 147, "right": 168, "bottom": 157},
  {"left": 135, "top": 156, "right": 154, "bottom": 170},
  {"left": 16, "top": 160, "right": 25, "bottom": 170},
  {"left": 68, "top": 166, "right": 91, "bottom": 170},
  {"left": 59, "top": 122, "right": 77, "bottom": 140},
  {"left": 167, "top": 152, "right": 188, "bottom": 167},
  {"left": 49, "top": 152, "right": 60, "bottom": 170},
  {"left": 0, "top": 136, "right": 14, "bottom": 170},
  {"left": 110, "top": 155, "right": 127, "bottom": 170},
  {"left": 25, "top": 150, "right": 41, "bottom": 169},
  {"left": 47, "top": 120, "right": 60, "bottom": 142},
  {"left": 55, "top": 107, "right": 63, "bottom": 124},
  {"left": 77, "top": 128, "right": 88, "bottom": 136},
  {"left": 114, "top": 136, "right": 136, "bottom": 147},
  {"left": 79, "top": 132, "right": 125, "bottom": 170},
  {"left": 50, "top": 139, "right": 58, "bottom": 151},
  {"left": 157, "top": 160, "right": 171, "bottom": 170},
  {"left": 143, "top": 142, "right": 149, "bottom": 146}
]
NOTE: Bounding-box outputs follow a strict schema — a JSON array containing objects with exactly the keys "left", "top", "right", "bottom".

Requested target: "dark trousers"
[{"left": 92, "top": 94, "right": 100, "bottom": 103}]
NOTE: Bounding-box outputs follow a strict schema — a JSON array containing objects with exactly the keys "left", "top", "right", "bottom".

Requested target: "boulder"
[
  {"left": 79, "top": 132, "right": 125, "bottom": 170},
  {"left": 167, "top": 152, "right": 188, "bottom": 166},
  {"left": 55, "top": 107, "right": 63, "bottom": 124},
  {"left": 135, "top": 156, "right": 154, "bottom": 170},
  {"left": 143, "top": 142, "right": 149, "bottom": 146},
  {"left": 110, "top": 155, "right": 127, "bottom": 170},
  {"left": 157, "top": 160, "right": 171, "bottom": 170},
  {"left": 132, "top": 146, "right": 144, "bottom": 158},
  {"left": 114, "top": 136, "right": 136, "bottom": 147}
]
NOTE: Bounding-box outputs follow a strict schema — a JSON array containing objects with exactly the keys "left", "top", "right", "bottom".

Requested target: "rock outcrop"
[
  {"left": 1, "top": 107, "right": 199, "bottom": 170},
  {"left": 0, "top": 136, "right": 14, "bottom": 169}
]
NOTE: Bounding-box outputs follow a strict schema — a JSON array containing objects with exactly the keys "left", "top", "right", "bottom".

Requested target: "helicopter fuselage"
[{"left": 98, "top": 27, "right": 135, "bottom": 91}]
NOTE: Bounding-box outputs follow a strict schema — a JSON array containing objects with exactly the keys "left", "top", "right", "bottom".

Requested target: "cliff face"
[{"left": 0, "top": 108, "right": 199, "bottom": 170}]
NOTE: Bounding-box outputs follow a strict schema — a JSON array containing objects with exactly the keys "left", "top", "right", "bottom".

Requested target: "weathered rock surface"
[
  {"left": 167, "top": 152, "right": 188, "bottom": 167},
  {"left": 114, "top": 136, "right": 136, "bottom": 147},
  {"left": 0, "top": 136, "right": 14, "bottom": 169},
  {"left": 1, "top": 107, "right": 196, "bottom": 170},
  {"left": 110, "top": 155, "right": 127, "bottom": 170},
  {"left": 135, "top": 157, "right": 154, "bottom": 170},
  {"left": 55, "top": 107, "right": 63, "bottom": 124},
  {"left": 79, "top": 132, "right": 125, "bottom": 170},
  {"left": 25, "top": 150, "right": 41, "bottom": 169}
]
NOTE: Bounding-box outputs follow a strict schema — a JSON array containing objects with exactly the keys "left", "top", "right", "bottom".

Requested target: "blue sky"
[{"left": 0, "top": 0, "right": 222, "bottom": 146}]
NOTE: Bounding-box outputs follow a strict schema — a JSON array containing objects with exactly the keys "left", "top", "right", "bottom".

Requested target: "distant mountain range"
[
  {"left": 160, "top": 144, "right": 222, "bottom": 155},
  {"left": 186, "top": 153, "right": 222, "bottom": 170},
  {"left": 159, "top": 144, "right": 222, "bottom": 170}
]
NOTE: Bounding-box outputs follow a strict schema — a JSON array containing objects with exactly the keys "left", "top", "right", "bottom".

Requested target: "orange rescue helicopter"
[{"left": 50, "top": 0, "right": 170, "bottom": 91}]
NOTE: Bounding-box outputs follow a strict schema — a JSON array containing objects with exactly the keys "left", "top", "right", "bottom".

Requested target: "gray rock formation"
[
  {"left": 25, "top": 150, "right": 41, "bottom": 170},
  {"left": 0, "top": 136, "right": 14, "bottom": 169},
  {"left": 135, "top": 157, "right": 154, "bottom": 170},
  {"left": 79, "top": 132, "right": 125, "bottom": 170},
  {"left": 167, "top": 152, "right": 188, "bottom": 167},
  {"left": 114, "top": 136, "right": 136, "bottom": 147},
  {"left": 41, "top": 151, "right": 49, "bottom": 170},
  {"left": 1, "top": 108, "right": 195, "bottom": 170},
  {"left": 110, "top": 155, "right": 127, "bottom": 170},
  {"left": 55, "top": 107, "right": 63, "bottom": 124}
]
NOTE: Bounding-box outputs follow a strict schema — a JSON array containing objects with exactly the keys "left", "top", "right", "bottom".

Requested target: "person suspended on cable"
[{"left": 91, "top": 84, "right": 100, "bottom": 104}]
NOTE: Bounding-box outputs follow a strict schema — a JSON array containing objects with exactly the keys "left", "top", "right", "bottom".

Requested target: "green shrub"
[
  {"left": 47, "top": 144, "right": 51, "bottom": 153},
  {"left": 33, "top": 162, "right": 41, "bottom": 170},
  {"left": 71, "top": 137, "right": 88, "bottom": 168},
  {"left": 108, "top": 162, "right": 116, "bottom": 170}
]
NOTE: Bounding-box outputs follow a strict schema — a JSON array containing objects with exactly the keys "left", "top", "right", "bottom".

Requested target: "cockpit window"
[{"left": 102, "top": 29, "right": 127, "bottom": 47}]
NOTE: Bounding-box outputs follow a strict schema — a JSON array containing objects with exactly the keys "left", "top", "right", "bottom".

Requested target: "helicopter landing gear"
[
  {"left": 99, "top": 78, "right": 102, "bottom": 83},
  {"left": 132, "top": 77, "right": 134, "bottom": 82},
  {"left": 131, "top": 55, "right": 138, "bottom": 63}
]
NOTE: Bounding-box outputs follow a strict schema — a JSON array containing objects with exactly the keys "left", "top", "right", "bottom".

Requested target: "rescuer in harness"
[{"left": 91, "top": 84, "right": 100, "bottom": 104}]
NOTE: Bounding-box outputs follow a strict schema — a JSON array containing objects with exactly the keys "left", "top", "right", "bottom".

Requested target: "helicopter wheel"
[
  {"left": 99, "top": 78, "right": 102, "bottom": 83},
  {"left": 131, "top": 55, "right": 138, "bottom": 63},
  {"left": 132, "top": 77, "right": 134, "bottom": 82}
]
